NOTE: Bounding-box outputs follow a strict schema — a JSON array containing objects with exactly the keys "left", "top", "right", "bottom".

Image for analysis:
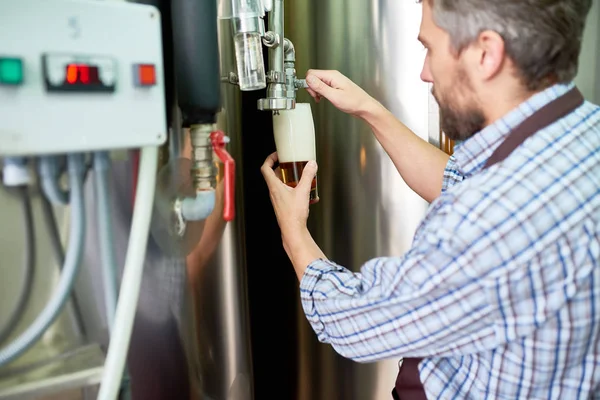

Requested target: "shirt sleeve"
[
  {"left": 442, "top": 154, "right": 464, "bottom": 192},
  {"left": 299, "top": 175, "right": 590, "bottom": 363},
  {"left": 298, "top": 205, "right": 499, "bottom": 362}
]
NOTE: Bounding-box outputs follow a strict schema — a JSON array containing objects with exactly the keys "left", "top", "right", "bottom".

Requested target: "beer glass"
[{"left": 272, "top": 103, "right": 319, "bottom": 204}]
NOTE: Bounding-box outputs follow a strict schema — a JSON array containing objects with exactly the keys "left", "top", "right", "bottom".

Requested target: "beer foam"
[{"left": 272, "top": 103, "right": 316, "bottom": 163}]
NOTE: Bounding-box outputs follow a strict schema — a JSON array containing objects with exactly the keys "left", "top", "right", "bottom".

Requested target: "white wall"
[{"left": 575, "top": 0, "right": 600, "bottom": 102}]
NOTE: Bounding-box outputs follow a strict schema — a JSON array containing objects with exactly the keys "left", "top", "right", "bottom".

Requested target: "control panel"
[{"left": 0, "top": 0, "right": 167, "bottom": 156}]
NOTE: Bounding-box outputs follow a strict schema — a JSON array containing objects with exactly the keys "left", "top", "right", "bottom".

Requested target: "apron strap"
[{"left": 484, "top": 87, "right": 584, "bottom": 169}]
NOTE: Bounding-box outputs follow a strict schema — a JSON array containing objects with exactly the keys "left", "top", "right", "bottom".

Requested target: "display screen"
[
  {"left": 43, "top": 54, "right": 116, "bottom": 93},
  {"left": 65, "top": 64, "right": 101, "bottom": 85}
]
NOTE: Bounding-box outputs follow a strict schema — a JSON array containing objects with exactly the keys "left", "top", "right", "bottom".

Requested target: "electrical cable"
[
  {"left": 93, "top": 151, "right": 119, "bottom": 332},
  {"left": 38, "top": 156, "right": 69, "bottom": 206},
  {"left": 0, "top": 186, "right": 36, "bottom": 346},
  {"left": 0, "top": 154, "right": 86, "bottom": 367},
  {"left": 97, "top": 146, "right": 158, "bottom": 400},
  {"left": 40, "top": 194, "right": 65, "bottom": 266},
  {"left": 39, "top": 188, "right": 88, "bottom": 339}
]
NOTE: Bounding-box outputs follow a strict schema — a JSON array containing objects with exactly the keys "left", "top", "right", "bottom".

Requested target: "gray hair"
[{"left": 421, "top": 0, "right": 592, "bottom": 90}]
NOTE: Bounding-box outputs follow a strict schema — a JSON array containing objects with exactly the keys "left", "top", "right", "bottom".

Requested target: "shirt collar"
[{"left": 452, "top": 82, "right": 576, "bottom": 177}]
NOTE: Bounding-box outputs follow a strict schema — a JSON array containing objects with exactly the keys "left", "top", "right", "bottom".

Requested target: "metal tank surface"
[{"left": 283, "top": 0, "right": 441, "bottom": 398}]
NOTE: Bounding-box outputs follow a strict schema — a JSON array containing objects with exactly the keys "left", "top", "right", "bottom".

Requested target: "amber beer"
[
  {"left": 272, "top": 103, "right": 319, "bottom": 204},
  {"left": 279, "top": 161, "right": 318, "bottom": 203}
]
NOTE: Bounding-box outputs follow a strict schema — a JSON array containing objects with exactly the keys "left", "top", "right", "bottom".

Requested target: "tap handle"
[
  {"left": 210, "top": 130, "right": 235, "bottom": 221},
  {"left": 295, "top": 78, "right": 309, "bottom": 89}
]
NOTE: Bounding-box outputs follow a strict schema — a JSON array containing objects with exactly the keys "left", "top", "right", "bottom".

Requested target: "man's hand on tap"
[
  {"left": 305, "top": 69, "right": 449, "bottom": 204},
  {"left": 305, "top": 69, "right": 381, "bottom": 118}
]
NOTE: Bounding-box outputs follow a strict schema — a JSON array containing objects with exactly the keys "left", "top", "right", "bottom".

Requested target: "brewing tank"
[{"left": 285, "top": 0, "right": 440, "bottom": 398}]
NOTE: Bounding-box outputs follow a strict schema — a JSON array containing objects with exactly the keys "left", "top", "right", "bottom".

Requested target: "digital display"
[
  {"left": 43, "top": 54, "right": 116, "bottom": 93},
  {"left": 65, "top": 64, "right": 101, "bottom": 85}
]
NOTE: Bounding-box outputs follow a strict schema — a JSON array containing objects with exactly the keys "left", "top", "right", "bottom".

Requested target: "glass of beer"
[{"left": 272, "top": 103, "right": 319, "bottom": 204}]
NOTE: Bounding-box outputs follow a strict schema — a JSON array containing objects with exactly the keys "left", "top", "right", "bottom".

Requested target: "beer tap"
[{"left": 222, "top": 0, "right": 307, "bottom": 112}]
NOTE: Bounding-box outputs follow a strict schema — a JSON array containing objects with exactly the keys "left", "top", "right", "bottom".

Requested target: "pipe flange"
[{"left": 257, "top": 97, "right": 295, "bottom": 111}]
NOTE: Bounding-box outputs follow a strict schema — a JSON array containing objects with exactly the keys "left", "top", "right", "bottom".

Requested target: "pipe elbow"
[
  {"left": 181, "top": 190, "right": 215, "bottom": 222},
  {"left": 284, "top": 38, "right": 296, "bottom": 63}
]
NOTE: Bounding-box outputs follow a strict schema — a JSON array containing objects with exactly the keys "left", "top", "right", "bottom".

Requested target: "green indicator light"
[{"left": 0, "top": 58, "right": 24, "bottom": 85}]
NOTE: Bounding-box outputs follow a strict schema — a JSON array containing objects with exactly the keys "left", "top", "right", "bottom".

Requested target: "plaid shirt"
[{"left": 300, "top": 82, "right": 600, "bottom": 399}]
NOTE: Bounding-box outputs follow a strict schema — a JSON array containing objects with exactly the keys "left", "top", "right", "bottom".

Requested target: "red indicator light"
[
  {"left": 64, "top": 64, "right": 99, "bottom": 85},
  {"left": 80, "top": 65, "right": 89, "bottom": 84},
  {"left": 136, "top": 64, "right": 156, "bottom": 86},
  {"left": 66, "top": 64, "right": 78, "bottom": 84}
]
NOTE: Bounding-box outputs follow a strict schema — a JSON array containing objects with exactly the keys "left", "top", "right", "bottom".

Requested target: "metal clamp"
[
  {"left": 266, "top": 70, "right": 284, "bottom": 84},
  {"left": 263, "top": 31, "right": 280, "bottom": 48},
  {"left": 221, "top": 72, "right": 239, "bottom": 85}
]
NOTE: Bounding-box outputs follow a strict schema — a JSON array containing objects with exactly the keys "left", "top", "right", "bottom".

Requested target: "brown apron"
[{"left": 392, "top": 86, "right": 585, "bottom": 400}]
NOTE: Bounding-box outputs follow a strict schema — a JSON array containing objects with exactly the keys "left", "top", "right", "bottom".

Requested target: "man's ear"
[{"left": 474, "top": 30, "right": 506, "bottom": 81}]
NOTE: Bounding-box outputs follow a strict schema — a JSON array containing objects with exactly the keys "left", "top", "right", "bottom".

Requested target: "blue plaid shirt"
[{"left": 300, "top": 82, "right": 600, "bottom": 399}]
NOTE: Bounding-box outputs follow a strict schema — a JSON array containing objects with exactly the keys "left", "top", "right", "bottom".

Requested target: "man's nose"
[{"left": 420, "top": 58, "right": 433, "bottom": 83}]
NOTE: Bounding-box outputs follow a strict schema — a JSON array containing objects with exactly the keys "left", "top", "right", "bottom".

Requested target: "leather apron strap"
[
  {"left": 484, "top": 87, "right": 584, "bottom": 168},
  {"left": 392, "top": 86, "right": 584, "bottom": 400}
]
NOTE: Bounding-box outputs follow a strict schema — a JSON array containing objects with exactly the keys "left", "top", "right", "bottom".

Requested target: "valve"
[{"left": 211, "top": 130, "right": 235, "bottom": 221}]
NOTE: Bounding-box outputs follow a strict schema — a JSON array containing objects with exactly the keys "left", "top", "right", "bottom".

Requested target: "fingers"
[
  {"left": 305, "top": 87, "right": 322, "bottom": 103},
  {"left": 260, "top": 152, "right": 281, "bottom": 187},
  {"left": 274, "top": 166, "right": 283, "bottom": 180},
  {"left": 261, "top": 151, "right": 278, "bottom": 170},
  {"left": 306, "top": 69, "right": 346, "bottom": 88},
  {"left": 306, "top": 73, "right": 339, "bottom": 102},
  {"left": 298, "top": 160, "right": 318, "bottom": 193}
]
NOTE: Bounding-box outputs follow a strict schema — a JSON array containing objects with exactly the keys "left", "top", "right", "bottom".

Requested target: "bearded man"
[{"left": 261, "top": 0, "right": 599, "bottom": 398}]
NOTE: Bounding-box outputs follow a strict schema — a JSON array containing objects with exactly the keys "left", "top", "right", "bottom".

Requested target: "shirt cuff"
[
  {"left": 298, "top": 258, "right": 346, "bottom": 342},
  {"left": 299, "top": 258, "right": 344, "bottom": 294}
]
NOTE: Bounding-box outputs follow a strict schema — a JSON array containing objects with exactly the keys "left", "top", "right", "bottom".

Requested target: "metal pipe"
[
  {"left": 283, "top": 38, "right": 308, "bottom": 94},
  {"left": 284, "top": 38, "right": 295, "bottom": 63},
  {"left": 258, "top": 0, "right": 296, "bottom": 110},
  {"left": 268, "top": 0, "right": 284, "bottom": 81},
  {"left": 189, "top": 123, "right": 217, "bottom": 192}
]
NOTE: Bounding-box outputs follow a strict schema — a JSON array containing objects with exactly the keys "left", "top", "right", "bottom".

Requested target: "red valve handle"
[{"left": 210, "top": 130, "right": 235, "bottom": 221}]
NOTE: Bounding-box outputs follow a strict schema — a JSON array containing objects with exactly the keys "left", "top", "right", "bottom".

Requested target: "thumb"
[
  {"left": 306, "top": 75, "right": 339, "bottom": 102},
  {"left": 298, "top": 160, "right": 318, "bottom": 193}
]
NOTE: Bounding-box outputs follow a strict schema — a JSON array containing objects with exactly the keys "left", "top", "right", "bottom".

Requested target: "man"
[{"left": 261, "top": 0, "right": 599, "bottom": 399}]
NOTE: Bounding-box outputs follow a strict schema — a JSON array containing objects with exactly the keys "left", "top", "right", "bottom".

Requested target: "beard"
[{"left": 432, "top": 69, "right": 486, "bottom": 142}]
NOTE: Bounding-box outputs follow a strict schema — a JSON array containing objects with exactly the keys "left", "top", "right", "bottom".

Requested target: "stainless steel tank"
[{"left": 282, "top": 0, "right": 441, "bottom": 398}]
